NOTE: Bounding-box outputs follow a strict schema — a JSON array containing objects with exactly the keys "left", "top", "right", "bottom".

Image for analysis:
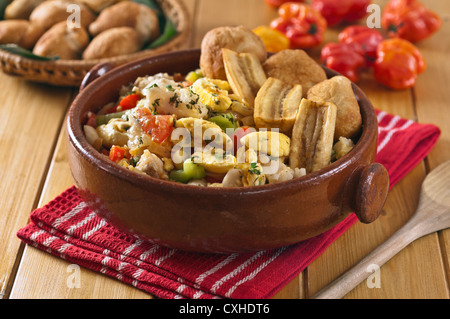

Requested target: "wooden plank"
[
  {"left": 192, "top": 0, "right": 279, "bottom": 47},
  {"left": 9, "top": 0, "right": 198, "bottom": 299},
  {"left": 10, "top": 122, "right": 153, "bottom": 299},
  {"left": 0, "top": 72, "right": 73, "bottom": 299},
  {"left": 413, "top": 0, "right": 450, "bottom": 295},
  {"left": 308, "top": 0, "right": 449, "bottom": 298},
  {"left": 8, "top": 0, "right": 449, "bottom": 300}
]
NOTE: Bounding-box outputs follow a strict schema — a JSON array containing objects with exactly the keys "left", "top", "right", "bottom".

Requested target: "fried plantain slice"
[
  {"left": 222, "top": 48, "right": 267, "bottom": 108},
  {"left": 254, "top": 77, "right": 302, "bottom": 133},
  {"left": 289, "top": 98, "right": 337, "bottom": 173}
]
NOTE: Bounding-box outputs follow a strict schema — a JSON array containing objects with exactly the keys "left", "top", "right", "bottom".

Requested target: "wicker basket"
[{"left": 0, "top": 0, "right": 191, "bottom": 87}]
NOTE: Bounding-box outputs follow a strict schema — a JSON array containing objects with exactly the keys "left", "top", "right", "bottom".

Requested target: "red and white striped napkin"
[{"left": 17, "top": 110, "right": 440, "bottom": 299}]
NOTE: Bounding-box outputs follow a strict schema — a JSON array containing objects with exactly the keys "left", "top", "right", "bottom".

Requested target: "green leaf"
[
  {"left": 147, "top": 18, "right": 177, "bottom": 49},
  {"left": 0, "top": 44, "right": 60, "bottom": 61},
  {"left": 0, "top": 0, "right": 9, "bottom": 20}
]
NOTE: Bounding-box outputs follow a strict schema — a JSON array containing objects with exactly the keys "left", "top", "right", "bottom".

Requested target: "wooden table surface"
[{"left": 1, "top": 0, "right": 449, "bottom": 299}]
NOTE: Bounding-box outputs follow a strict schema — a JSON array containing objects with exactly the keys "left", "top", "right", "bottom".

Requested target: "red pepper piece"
[
  {"left": 338, "top": 25, "right": 384, "bottom": 67},
  {"left": 270, "top": 2, "right": 327, "bottom": 49},
  {"left": 109, "top": 146, "right": 130, "bottom": 163},
  {"left": 373, "top": 38, "right": 426, "bottom": 90},
  {"left": 321, "top": 42, "right": 366, "bottom": 82},
  {"left": 107, "top": 93, "right": 141, "bottom": 113},
  {"left": 119, "top": 93, "right": 141, "bottom": 110}
]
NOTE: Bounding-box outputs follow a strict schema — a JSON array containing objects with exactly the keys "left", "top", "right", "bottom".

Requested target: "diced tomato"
[
  {"left": 229, "top": 126, "right": 256, "bottom": 155},
  {"left": 135, "top": 107, "right": 152, "bottom": 118},
  {"left": 109, "top": 146, "right": 130, "bottom": 163},
  {"left": 135, "top": 108, "right": 176, "bottom": 144}
]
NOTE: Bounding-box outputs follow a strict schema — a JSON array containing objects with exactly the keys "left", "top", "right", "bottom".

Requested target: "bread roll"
[
  {"left": 78, "top": 0, "right": 125, "bottom": 13},
  {"left": 263, "top": 49, "right": 327, "bottom": 96},
  {"left": 33, "top": 21, "right": 90, "bottom": 60},
  {"left": 82, "top": 27, "right": 142, "bottom": 60},
  {"left": 200, "top": 25, "right": 267, "bottom": 80},
  {"left": 29, "top": 0, "right": 95, "bottom": 30},
  {"left": 307, "top": 76, "right": 362, "bottom": 140},
  {"left": 4, "top": 0, "right": 45, "bottom": 20},
  {"left": 88, "top": 1, "right": 160, "bottom": 43},
  {"left": 0, "top": 20, "right": 45, "bottom": 49}
]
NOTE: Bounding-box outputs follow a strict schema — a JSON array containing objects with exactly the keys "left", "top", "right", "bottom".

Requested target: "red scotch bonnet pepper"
[
  {"left": 374, "top": 38, "right": 426, "bottom": 90},
  {"left": 311, "top": 0, "right": 371, "bottom": 26},
  {"left": 382, "top": 0, "right": 442, "bottom": 43},
  {"left": 321, "top": 42, "right": 365, "bottom": 82},
  {"left": 321, "top": 26, "right": 383, "bottom": 82},
  {"left": 270, "top": 2, "right": 327, "bottom": 49},
  {"left": 338, "top": 25, "right": 384, "bottom": 67},
  {"left": 264, "top": 0, "right": 305, "bottom": 7}
]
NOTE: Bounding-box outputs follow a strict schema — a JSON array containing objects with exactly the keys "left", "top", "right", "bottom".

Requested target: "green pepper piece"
[
  {"left": 185, "top": 69, "right": 204, "bottom": 83},
  {"left": 208, "top": 115, "right": 239, "bottom": 132},
  {"left": 169, "top": 159, "right": 206, "bottom": 183},
  {"left": 147, "top": 18, "right": 177, "bottom": 49},
  {"left": 96, "top": 111, "right": 128, "bottom": 126}
]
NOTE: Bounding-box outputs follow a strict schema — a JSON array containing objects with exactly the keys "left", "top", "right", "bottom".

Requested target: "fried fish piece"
[
  {"left": 289, "top": 99, "right": 337, "bottom": 173},
  {"left": 222, "top": 48, "right": 267, "bottom": 108},
  {"left": 263, "top": 49, "right": 327, "bottom": 95},
  {"left": 307, "top": 76, "right": 362, "bottom": 140},
  {"left": 254, "top": 77, "right": 302, "bottom": 133}
]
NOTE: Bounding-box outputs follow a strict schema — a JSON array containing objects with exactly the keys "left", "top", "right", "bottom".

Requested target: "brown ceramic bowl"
[{"left": 67, "top": 49, "right": 389, "bottom": 254}]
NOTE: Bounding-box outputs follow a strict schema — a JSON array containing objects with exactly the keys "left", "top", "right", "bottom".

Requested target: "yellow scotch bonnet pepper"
[{"left": 253, "top": 25, "right": 290, "bottom": 53}]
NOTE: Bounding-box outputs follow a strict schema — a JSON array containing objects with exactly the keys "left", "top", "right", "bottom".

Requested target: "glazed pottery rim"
[{"left": 67, "top": 48, "right": 378, "bottom": 195}]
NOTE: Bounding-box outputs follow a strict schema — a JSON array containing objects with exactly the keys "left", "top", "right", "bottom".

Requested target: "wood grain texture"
[
  {"left": 0, "top": 73, "right": 73, "bottom": 298},
  {"left": 8, "top": 0, "right": 200, "bottom": 300},
  {"left": 313, "top": 161, "right": 450, "bottom": 299}
]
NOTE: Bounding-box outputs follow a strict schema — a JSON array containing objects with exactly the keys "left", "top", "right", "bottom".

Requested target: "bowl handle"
[
  {"left": 353, "top": 163, "right": 390, "bottom": 224},
  {"left": 80, "top": 62, "right": 115, "bottom": 91}
]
